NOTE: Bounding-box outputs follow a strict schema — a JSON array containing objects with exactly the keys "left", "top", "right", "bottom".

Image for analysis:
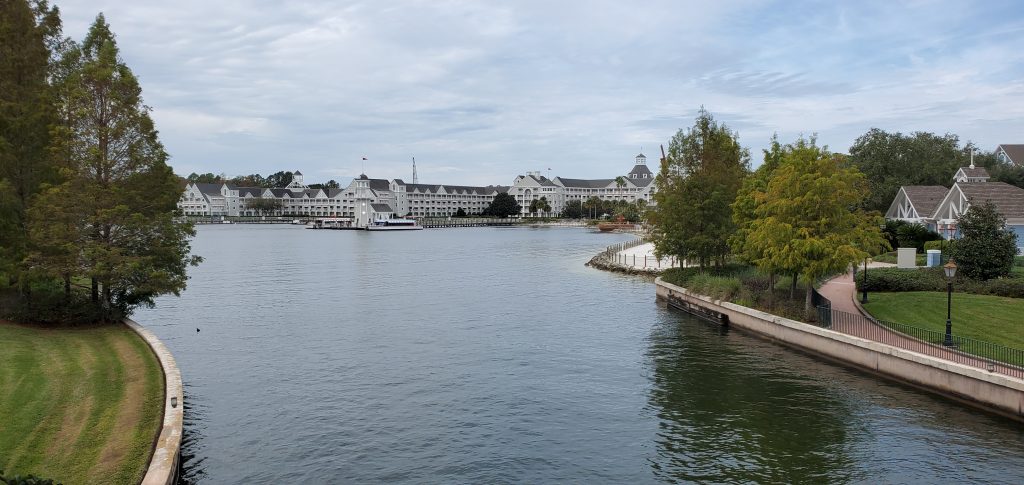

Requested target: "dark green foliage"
[
  {"left": 528, "top": 196, "right": 551, "bottom": 216},
  {"left": 882, "top": 220, "right": 941, "bottom": 252},
  {"left": 560, "top": 199, "right": 584, "bottom": 218},
  {"left": 6, "top": 13, "right": 200, "bottom": 322},
  {"left": 243, "top": 197, "right": 283, "bottom": 215},
  {"left": 0, "top": 0, "right": 61, "bottom": 285},
  {"left": 455, "top": 207, "right": 466, "bottom": 217},
  {"left": 0, "top": 469, "right": 61, "bottom": 485},
  {"left": 856, "top": 267, "right": 1024, "bottom": 298},
  {"left": 856, "top": 267, "right": 947, "bottom": 292},
  {"left": 229, "top": 173, "right": 267, "bottom": 187},
  {"left": 848, "top": 129, "right": 968, "bottom": 211},
  {"left": 487, "top": 192, "right": 520, "bottom": 218},
  {"left": 661, "top": 264, "right": 752, "bottom": 287},
  {"left": 186, "top": 172, "right": 224, "bottom": 184},
  {"left": 264, "top": 170, "right": 294, "bottom": 188},
  {"left": 950, "top": 201, "right": 1018, "bottom": 280},
  {"left": 651, "top": 108, "right": 750, "bottom": 268}
]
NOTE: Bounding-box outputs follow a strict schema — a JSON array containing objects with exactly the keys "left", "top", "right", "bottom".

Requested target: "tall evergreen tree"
[
  {"left": 29, "top": 13, "right": 199, "bottom": 318},
  {"left": 650, "top": 108, "right": 750, "bottom": 268},
  {"left": 0, "top": 0, "right": 61, "bottom": 285}
]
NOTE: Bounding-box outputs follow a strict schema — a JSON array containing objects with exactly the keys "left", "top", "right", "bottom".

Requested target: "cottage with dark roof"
[
  {"left": 885, "top": 186, "right": 949, "bottom": 225},
  {"left": 886, "top": 163, "right": 1024, "bottom": 253}
]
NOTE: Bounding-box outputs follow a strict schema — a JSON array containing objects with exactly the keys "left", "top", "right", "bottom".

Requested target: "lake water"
[{"left": 136, "top": 225, "right": 1024, "bottom": 484}]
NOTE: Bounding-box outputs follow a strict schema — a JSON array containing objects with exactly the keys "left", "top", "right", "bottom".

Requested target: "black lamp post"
[
  {"left": 861, "top": 258, "right": 869, "bottom": 304},
  {"left": 943, "top": 259, "right": 958, "bottom": 346}
]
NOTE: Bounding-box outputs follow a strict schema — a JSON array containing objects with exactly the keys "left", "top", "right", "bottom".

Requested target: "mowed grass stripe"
[{"left": 0, "top": 322, "right": 163, "bottom": 485}]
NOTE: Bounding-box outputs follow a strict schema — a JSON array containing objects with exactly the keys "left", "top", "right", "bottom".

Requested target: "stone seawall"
[
  {"left": 125, "top": 319, "right": 183, "bottom": 485},
  {"left": 655, "top": 277, "right": 1024, "bottom": 421}
]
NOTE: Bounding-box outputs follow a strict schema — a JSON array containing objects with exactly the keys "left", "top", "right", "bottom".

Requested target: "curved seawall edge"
[{"left": 125, "top": 318, "right": 183, "bottom": 485}]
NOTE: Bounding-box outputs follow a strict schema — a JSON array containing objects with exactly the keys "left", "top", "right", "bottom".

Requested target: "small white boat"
[{"left": 366, "top": 218, "right": 423, "bottom": 231}]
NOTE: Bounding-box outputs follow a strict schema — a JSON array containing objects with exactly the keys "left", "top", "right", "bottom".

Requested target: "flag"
[{"left": 362, "top": 157, "right": 368, "bottom": 160}]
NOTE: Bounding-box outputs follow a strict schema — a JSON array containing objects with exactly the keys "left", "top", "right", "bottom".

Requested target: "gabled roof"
[
  {"left": 520, "top": 174, "right": 557, "bottom": 187},
  {"left": 557, "top": 177, "right": 614, "bottom": 189},
  {"left": 326, "top": 188, "right": 344, "bottom": 198},
  {"left": 902, "top": 186, "right": 949, "bottom": 218},
  {"left": 997, "top": 144, "right": 1024, "bottom": 165},
  {"left": 294, "top": 170, "right": 303, "bottom": 176},
  {"left": 628, "top": 177, "right": 655, "bottom": 187},
  {"left": 269, "top": 188, "right": 293, "bottom": 198},
  {"left": 369, "top": 179, "right": 391, "bottom": 191},
  {"left": 955, "top": 166, "right": 990, "bottom": 180},
  {"left": 371, "top": 203, "right": 394, "bottom": 212},
  {"left": 405, "top": 183, "right": 442, "bottom": 194},
  {"left": 237, "top": 187, "right": 263, "bottom": 197},
  {"left": 958, "top": 181, "right": 1024, "bottom": 219},
  {"left": 194, "top": 183, "right": 224, "bottom": 196}
]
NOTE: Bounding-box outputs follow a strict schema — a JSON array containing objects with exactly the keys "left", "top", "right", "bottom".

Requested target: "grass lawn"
[
  {"left": 862, "top": 291, "right": 1024, "bottom": 350},
  {"left": 0, "top": 322, "right": 163, "bottom": 484}
]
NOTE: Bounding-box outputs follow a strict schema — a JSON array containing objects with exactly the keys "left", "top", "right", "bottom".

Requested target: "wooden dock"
[{"left": 419, "top": 218, "right": 518, "bottom": 228}]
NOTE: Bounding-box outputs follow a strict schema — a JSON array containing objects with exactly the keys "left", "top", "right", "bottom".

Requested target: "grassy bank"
[
  {"left": 862, "top": 292, "right": 1024, "bottom": 350},
  {"left": 0, "top": 322, "right": 163, "bottom": 484}
]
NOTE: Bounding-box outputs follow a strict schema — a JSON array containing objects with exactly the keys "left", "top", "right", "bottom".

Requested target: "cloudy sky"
[{"left": 56, "top": 0, "right": 1024, "bottom": 186}]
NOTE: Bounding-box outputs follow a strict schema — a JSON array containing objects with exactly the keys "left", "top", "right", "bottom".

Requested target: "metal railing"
[
  {"left": 813, "top": 307, "right": 1024, "bottom": 380},
  {"left": 811, "top": 288, "right": 831, "bottom": 325}
]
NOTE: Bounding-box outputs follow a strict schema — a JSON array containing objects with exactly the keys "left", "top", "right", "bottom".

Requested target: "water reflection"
[{"left": 647, "top": 318, "right": 856, "bottom": 483}]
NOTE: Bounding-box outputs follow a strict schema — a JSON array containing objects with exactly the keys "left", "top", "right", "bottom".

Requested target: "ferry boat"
[{"left": 366, "top": 217, "right": 423, "bottom": 231}]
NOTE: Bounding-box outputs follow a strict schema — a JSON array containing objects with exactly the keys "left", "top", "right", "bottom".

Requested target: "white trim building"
[{"left": 178, "top": 153, "right": 655, "bottom": 220}]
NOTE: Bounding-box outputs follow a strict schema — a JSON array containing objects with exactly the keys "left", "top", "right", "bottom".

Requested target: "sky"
[{"left": 55, "top": 0, "right": 1024, "bottom": 187}]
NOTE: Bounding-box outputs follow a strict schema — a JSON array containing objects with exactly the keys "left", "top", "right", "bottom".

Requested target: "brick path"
[{"left": 817, "top": 265, "right": 1022, "bottom": 379}]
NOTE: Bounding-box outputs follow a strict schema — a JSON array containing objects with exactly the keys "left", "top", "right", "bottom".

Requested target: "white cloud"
[{"left": 55, "top": 0, "right": 1024, "bottom": 182}]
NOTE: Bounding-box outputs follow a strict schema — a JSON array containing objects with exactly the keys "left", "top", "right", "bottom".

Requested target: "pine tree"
[
  {"left": 650, "top": 108, "right": 750, "bottom": 269},
  {"left": 0, "top": 0, "right": 61, "bottom": 286},
  {"left": 30, "top": 13, "right": 199, "bottom": 318}
]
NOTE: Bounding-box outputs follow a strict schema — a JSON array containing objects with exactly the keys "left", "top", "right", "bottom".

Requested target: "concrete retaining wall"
[
  {"left": 125, "top": 319, "right": 182, "bottom": 485},
  {"left": 655, "top": 278, "right": 1024, "bottom": 421}
]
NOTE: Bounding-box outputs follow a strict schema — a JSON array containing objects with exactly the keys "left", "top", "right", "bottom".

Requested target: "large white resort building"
[{"left": 178, "top": 153, "right": 658, "bottom": 223}]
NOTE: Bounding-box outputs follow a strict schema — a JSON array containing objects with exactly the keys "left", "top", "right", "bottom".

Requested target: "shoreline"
[
  {"left": 125, "top": 319, "right": 183, "bottom": 485},
  {"left": 655, "top": 277, "right": 1024, "bottom": 422}
]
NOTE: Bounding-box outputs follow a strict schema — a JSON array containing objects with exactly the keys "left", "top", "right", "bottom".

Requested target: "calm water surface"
[{"left": 136, "top": 225, "right": 1024, "bottom": 484}]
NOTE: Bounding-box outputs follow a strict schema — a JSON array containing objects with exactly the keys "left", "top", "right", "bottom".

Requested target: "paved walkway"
[
  {"left": 614, "top": 242, "right": 682, "bottom": 270},
  {"left": 818, "top": 264, "right": 1022, "bottom": 379}
]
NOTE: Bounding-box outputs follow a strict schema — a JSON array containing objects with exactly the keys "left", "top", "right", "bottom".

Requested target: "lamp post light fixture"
[
  {"left": 943, "top": 259, "right": 958, "bottom": 347},
  {"left": 861, "top": 258, "right": 869, "bottom": 304}
]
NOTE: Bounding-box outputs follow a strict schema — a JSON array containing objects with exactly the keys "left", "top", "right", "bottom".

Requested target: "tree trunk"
[
  {"left": 64, "top": 274, "right": 71, "bottom": 299},
  {"left": 768, "top": 272, "right": 775, "bottom": 309},
  {"left": 805, "top": 285, "right": 813, "bottom": 321},
  {"left": 91, "top": 278, "right": 98, "bottom": 302},
  {"left": 790, "top": 274, "right": 797, "bottom": 299}
]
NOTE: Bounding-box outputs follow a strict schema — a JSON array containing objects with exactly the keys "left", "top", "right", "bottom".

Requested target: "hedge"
[
  {"left": 923, "top": 240, "right": 956, "bottom": 252},
  {"left": 856, "top": 267, "right": 1024, "bottom": 298}
]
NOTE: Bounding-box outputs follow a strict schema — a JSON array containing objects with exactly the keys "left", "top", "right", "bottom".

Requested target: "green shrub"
[
  {"left": 661, "top": 264, "right": 750, "bottom": 287},
  {"left": 949, "top": 201, "right": 1018, "bottom": 280},
  {"left": 855, "top": 267, "right": 946, "bottom": 292},
  {"left": 1015, "top": 256, "right": 1024, "bottom": 268},
  {"left": 0, "top": 469, "right": 61, "bottom": 485},
  {"left": 924, "top": 239, "right": 956, "bottom": 252},
  {"left": 980, "top": 278, "right": 1024, "bottom": 298},
  {"left": 687, "top": 274, "right": 742, "bottom": 300}
]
